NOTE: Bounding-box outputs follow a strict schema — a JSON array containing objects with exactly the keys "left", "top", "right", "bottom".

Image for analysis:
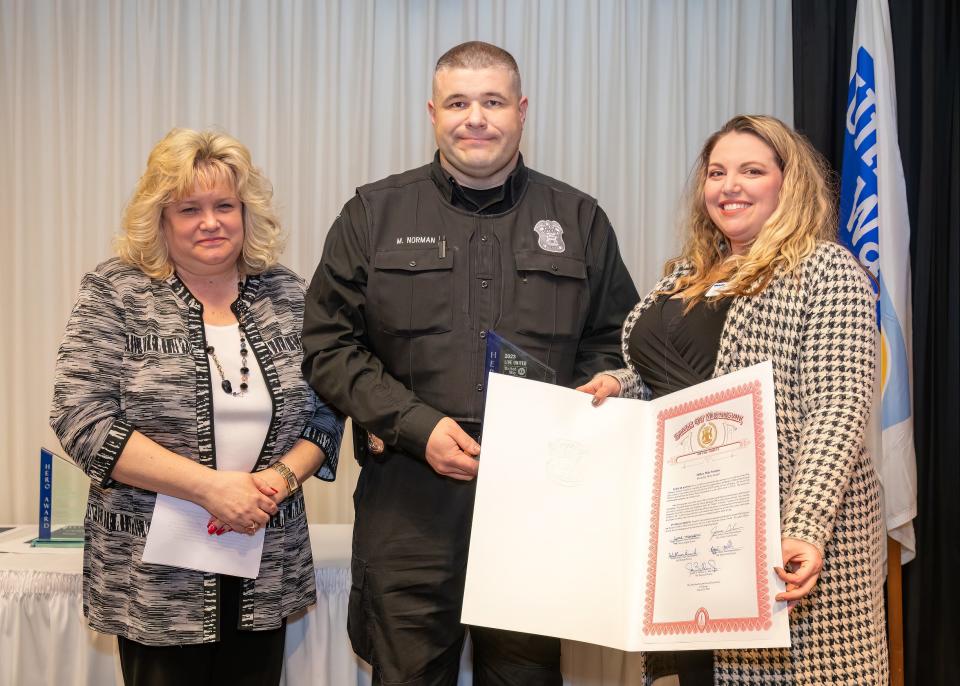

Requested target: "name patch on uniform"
[
  {"left": 534, "top": 220, "right": 565, "bottom": 253},
  {"left": 396, "top": 236, "right": 437, "bottom": 245}
]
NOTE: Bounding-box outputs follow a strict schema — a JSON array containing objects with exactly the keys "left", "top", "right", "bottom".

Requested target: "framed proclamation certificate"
[
  {"left": 642, "top": 373, "right": 777, "bottom": 644},
  {"left": 462, "top": 361, "right": 789, "bottom": 651}
]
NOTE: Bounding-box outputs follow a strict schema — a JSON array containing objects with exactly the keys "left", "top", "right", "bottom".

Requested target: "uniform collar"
[{"left": 429, "top": 151, "right": 528, "bottom": 212}]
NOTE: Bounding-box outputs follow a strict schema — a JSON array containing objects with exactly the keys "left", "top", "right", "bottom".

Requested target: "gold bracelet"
[{"left": 270, "top": 461, "right": 300, "bottom": 495}]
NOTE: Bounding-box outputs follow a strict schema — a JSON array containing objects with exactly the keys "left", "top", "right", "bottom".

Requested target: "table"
[
  {"left": 0, "top": 524, "right": 368, "bottom": 686},
  {"left": 0, "top": 525, "right": 652, "bottom": 686}
]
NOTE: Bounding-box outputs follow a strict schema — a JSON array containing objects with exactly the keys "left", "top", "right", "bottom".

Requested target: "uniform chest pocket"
[
  {"left": 371, "top": 248, "right": 455, "bottom": 336},
  {"left": 514, "top": 251, "right": 587, "bottom": 340}
]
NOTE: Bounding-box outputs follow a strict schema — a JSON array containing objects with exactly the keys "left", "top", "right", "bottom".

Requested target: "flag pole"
[{"left": 887, "top": 536, "right": 903, "bottom": 686}]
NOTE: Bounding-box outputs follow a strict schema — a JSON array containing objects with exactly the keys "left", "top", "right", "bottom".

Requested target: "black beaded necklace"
[{"left": 204, "top": 281, "right": 250, "bottom": 396}]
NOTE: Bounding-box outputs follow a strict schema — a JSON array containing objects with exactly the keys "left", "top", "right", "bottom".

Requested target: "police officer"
[{"left": 302, "top": 41, "right": 638, "bottom": 686}]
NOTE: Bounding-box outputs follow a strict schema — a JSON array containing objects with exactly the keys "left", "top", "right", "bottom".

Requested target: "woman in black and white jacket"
[
  {"left": 50, "top": 129, "right": 343, "bottom": 686},
  {"left": 581, "top": 116, "right": 886, "bottom": 685}
]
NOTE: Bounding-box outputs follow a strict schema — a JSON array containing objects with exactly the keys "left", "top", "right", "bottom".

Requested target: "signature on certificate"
[
  {"left": 669, "top": 533, "right": 700, "bottom": 545},
  {"left": 685, "top": 560, "right": 719, "bottom": 576},
  {"left": 668, "top": 548, "right": 698, "bottom": 561},
  {"left": 709, "top": 522, "right": 744, "bottom": 540},
  {"left": 710, "top": 539, "right": 742, "bottom": 556}
]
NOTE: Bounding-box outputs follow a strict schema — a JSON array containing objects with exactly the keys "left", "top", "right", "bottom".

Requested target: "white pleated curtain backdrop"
[{"left": 0, "top": 0, "right": 792, "bottom": 524}]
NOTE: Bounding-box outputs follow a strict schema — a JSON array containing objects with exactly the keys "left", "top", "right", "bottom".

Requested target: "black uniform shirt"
[{"left": 302, "top": 152, "right": 639, "bottom": 461}]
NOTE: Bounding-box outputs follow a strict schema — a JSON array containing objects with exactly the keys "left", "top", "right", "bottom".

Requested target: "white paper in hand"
[{"left": 142, "top": 494, "right": 265, "bottom": 578}]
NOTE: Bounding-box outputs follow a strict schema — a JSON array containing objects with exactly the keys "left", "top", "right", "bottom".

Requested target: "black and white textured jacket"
[
  {"left": 608, "top": 242, "right": 887, "bottom": 685},
  {"left": 50, "top": 257, "right": 344, "bottom": 646}
]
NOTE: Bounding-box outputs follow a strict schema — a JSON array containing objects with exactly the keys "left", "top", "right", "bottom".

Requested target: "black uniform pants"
[
  {"left": 349, "top": 448, "right": 562, "bottom": 686},
  {"left": 117, "top": 575, "right": 286, "bottom": 686},
  {"left": 645, "top": 650, "right": 714, "bottom": 685}
]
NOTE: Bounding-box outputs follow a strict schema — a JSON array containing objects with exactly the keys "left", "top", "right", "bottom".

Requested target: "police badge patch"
[{"left": 533, "top": 219, "right": 565, "bottom": 253}]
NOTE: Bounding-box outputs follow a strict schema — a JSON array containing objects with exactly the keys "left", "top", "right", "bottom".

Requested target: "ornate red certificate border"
[{"left": 642, "top": 379, "right": 772, "bottom": 635}]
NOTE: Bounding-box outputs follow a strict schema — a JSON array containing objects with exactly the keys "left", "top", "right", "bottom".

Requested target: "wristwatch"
[{"left": 269, "top": 461, "right": 300, "bottom": 496}]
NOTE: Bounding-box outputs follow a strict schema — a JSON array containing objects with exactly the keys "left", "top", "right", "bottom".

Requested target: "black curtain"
[
  {"left": 792, "top": 1, "right": 960, "bottom": 685},
  {"left": 792, "top": 0, "right": 857, "bottom": 174},
  {"left": 890, "top": 2, "right": 960, "bottom": 685}
]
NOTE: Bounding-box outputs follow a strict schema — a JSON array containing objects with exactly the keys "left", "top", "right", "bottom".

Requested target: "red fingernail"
[
  {"left": 216, "top": 527, "right": 225, "bottom": 535},
  {"left": 207, "top": 524, "right": 216, "bottom": 534}
]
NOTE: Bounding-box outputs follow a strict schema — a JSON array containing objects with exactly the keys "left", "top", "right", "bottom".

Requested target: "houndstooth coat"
[{"left": 607, "top": 242, "right": 888, "bottom": 685}]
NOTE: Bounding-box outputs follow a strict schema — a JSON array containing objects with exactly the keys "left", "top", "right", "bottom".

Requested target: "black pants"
[
  {"left": 117, "top": 575, "right": 286, "bottom": 686},
  {"left": 645, "top": 650, "right": 714, "bottom": 685},
  {"left": 349, "top": 449, "right": 562, "bottom": 686}
]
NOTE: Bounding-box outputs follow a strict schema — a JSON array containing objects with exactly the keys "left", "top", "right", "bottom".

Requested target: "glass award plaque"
[
  {"left": 34, "top": 447, "right": 89, "bottom": 547},
  {"left": 484, "top": 331, "right": 556, "bottom": 385}
]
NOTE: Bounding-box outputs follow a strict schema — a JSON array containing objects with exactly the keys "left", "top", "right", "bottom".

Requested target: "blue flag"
[{"left": 838, "top": 0, "right": 917, "bottom": 562}]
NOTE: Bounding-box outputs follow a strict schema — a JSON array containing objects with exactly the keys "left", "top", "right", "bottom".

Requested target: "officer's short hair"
[{"left": 433, "top": 41, "right": 522, "bottom": 97}]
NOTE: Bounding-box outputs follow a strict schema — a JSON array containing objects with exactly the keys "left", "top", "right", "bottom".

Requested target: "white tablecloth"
[{"left": 0, "top": 525, "right": 650, "bottom": 686}]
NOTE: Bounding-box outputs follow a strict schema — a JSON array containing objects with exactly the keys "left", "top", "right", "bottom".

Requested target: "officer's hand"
[
  {"left": 425, "top": 417, "right": 481, "bottom": 481},
  {"left": 576, "top": 373, "right": 621, "bottom": 407}
]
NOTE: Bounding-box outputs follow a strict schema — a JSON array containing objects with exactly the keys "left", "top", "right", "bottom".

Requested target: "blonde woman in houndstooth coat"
[{"left": 579, "top": 115, "right": 887, "bottom": 685}]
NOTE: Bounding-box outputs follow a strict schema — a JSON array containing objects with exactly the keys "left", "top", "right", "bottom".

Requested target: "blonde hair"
[
  {"left": 115, "top": 128, "right": 284, "bottom": 279},
  {"left": 666, "top": 115, "right": 836, "bottom": 306}
]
